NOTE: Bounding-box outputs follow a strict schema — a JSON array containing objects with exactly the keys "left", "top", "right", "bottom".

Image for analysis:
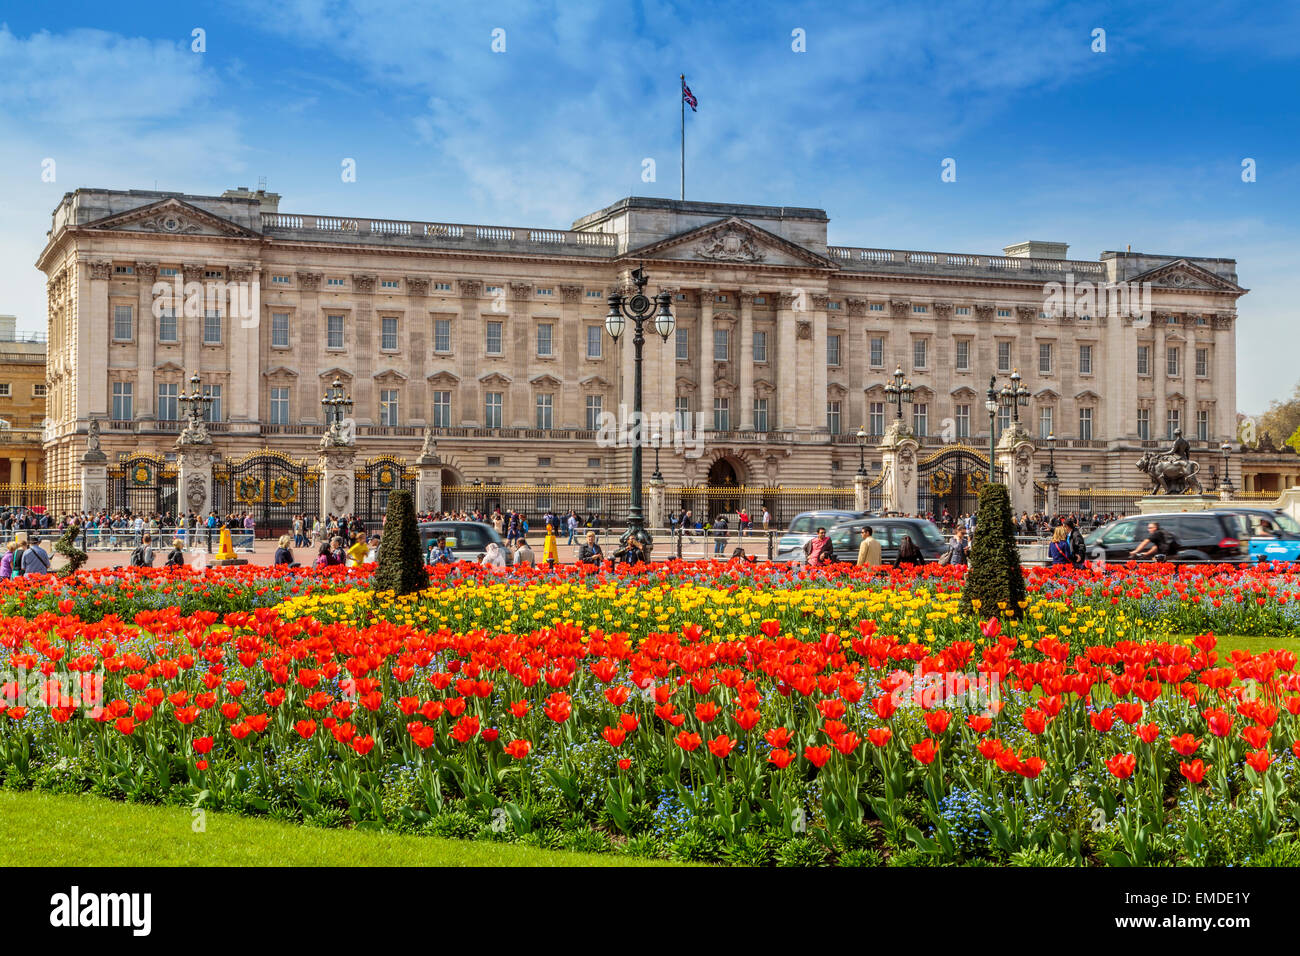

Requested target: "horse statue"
[{"left": 1137, "top": 451, "right": 1203, "bottom": 495}]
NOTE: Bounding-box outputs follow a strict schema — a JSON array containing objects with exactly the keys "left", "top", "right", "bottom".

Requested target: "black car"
[
  {"left": 1083, "top": 511, "right": 1249, "bottom": 564},
  {"left": 782, "top": 517, "right": 948, "bottom": 564},
  {"left": 417, "top": 521, "right": 512, "bottom": 565}
]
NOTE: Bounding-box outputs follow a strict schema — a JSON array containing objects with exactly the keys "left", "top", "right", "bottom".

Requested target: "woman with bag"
[{"left": 1048, "top": 526, "right": 1073, "bottom": 566}]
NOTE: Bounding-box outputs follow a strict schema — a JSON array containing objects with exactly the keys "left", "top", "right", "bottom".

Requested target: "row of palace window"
[
  {"left": 114, "top": 306, "right": 1218, "bottom": 381},
  {"left": 108, "top": 379, "right": 1215, "bottom": 441}
]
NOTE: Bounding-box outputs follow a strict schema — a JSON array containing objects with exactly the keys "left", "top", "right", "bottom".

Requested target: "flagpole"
[{"left": 680, "top": 74, "right": 685, "bottom": 201}]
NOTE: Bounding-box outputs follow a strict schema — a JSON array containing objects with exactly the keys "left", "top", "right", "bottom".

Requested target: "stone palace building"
[{"left": 36, "top": 186, "right": 1247, "bottom": 522}]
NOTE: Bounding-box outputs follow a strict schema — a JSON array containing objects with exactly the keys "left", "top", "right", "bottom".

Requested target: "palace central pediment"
[
  {"left": 1128, "top": 259, "right": 1247, "bottom": 295},
  {"left": 618, "top": 216, "right": 839, "bottom": 272},
  {"left": 79, "top": 197, "right": 261, "bottom": 239}
]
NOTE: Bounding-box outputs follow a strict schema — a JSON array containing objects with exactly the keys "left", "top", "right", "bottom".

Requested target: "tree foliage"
[
  {"left": 54, "top": 523, "right": 88, "bottom": 578},
  {"left": 1252, "top": 379, "right": 1300, "bottom": 450},
  {"left": 960, "top": 483, "right": 1026, "bottom": 620}
]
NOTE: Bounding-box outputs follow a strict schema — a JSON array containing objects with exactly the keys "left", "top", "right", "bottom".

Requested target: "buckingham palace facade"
[{"left": 36, "top": 187, "right": 1246, "bottom": 500}]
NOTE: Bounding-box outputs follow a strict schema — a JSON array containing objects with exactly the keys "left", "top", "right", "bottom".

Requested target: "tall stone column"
[
  {"left": 228, "top": 264, "right": 261, "bottom": 425},
  {"left": 83, "top": 260, "right": 113, "bottom": 420},
  {"left": 296, "top": 272, "right": 323, "bottom": 421},
  {"left": 810, "top": 294, "right": 830, "bottom": 436},
  {"left": 135, "top": 262, "right": 158, "bottom": 420},
  {"left": 319, "top": 446, "right": 358, "bottom": 521},
  {"left": 880, "top": 419, "right": 918, "bottom": 515},
  {"left": 775, "top": 292, "right": 797, "bottom": 431},
  {"left": 854, "top": 471, "right": 869, "bottom": 512},
  {"left": 353, "top": 274, "right": 378, "bottom": 423},
  {"left": 698, "top": 291, "right": 714, "bottom": 431},
  {"left": 738, "top": 291, "right": 756, "bottom": 430},
  {"left": 406, "top": 276, "right": 432, "bottom": 424},
  {"left": 182, "top": 264, "right": 207, "bottom": 384},
  {"left": 457, "top": 280, "right": 483, "bottom": 425},
  {"left": 558, "top": 285, "right": 583, "bottom": 429}
]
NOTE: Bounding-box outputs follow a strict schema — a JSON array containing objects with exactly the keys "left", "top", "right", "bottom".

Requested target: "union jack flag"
[{"left": 682, "top": 80, "right": 697, "bottom": 111}]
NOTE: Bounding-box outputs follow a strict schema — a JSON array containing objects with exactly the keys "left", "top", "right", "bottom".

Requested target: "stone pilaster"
[
  {"left": 457, "top": 279, "right": 483, "bottom": 425},
  {"left": 854, "top": 472, "right": 869, "bottom": 512},
  {"left": 738, "top": 291, "right": 756, "bottom": 429},
  {"left": 319, "top": 446, "right": 358, "bottom": 521},
  {"left": 177, "top": 446, "right": 216, "bottom": 517},
  {"left": 996, "top": 422, "right": 1035, "bottom": 516},
  {"left": 648, "top": 474, "right": 666, "bottom": 529},
  {"left": 880, "top": 420, "right": 918, "bottom": 515},
  {"left": 135, "top": 262, "right": 159, "bottom": 420},
  {"left": 353, "top": 274, "right": 377, "bottom": 423},
  {"left": 698, "top": 291, "right": 714, "bottom": 431},
  {"left": 775, "top": 292, "right": 797, "bottom": 431}
]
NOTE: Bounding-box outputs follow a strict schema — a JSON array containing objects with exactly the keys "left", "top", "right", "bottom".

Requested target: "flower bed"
[{"left": 3, "top": 580, "right": 1299, "bottom": 865}]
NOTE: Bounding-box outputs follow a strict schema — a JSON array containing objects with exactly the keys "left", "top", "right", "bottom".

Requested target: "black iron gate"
[
  {"left": 916, "top": 445, "right": 1005, "bottom": 520},
  {"left": 217, "top": 450, "right": 320, "bottom": 538},
  {"left": 354, "top": 456, "right": 416, "bottom": 528},
  {"left": 108, "top": 453, "right": 178, "bottom": 518}
]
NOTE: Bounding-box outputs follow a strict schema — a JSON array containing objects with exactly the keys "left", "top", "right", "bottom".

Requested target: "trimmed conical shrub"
[
  {"left": 373, "top": 490, "right": 429, "bottom": 596},
  {"left": 959, "top": 482, "right": 1026, "bottom": 620}
]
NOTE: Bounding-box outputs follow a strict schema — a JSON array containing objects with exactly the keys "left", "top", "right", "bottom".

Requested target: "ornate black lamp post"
[
  {"left": 1002, "top": 369, "right": 1030, "bottom": 423},
  {"left": 856, "top": 425, "right": 868, "bottom": 476},
  {"left": 178, "top": 371, "right": 214, "bottom": 427},
  {"left": 321, "top": 376, "right": 354, "bottom": 437},
  {"left": 882, "top": 364, "right": 916, "bottom": 422},
  {"left": 1045, "top": 431, "right": 1058, "bottom": 480},
  {"left": 472, "top": 477, "right": 483, "bottom": 514},
  {"left": 606, "top": 266, "right": 675, "bottom": 549},
  {"left": 985, "top": 376, "right": 999, "bottom": 482},
  {"left": 1219, "top": 441, "right": 1234, "bottom": 493}
]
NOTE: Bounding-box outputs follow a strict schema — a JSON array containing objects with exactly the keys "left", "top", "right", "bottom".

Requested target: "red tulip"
[
  {"left": 694, "top": 701, "right": 721, "bottom": 723},
  {"left": 911, "top": 738, "right": 938, "bottom": 765},
  {"left": 734, "top": 707, "right": 761, "bottom": 731},
  {"left": 1017, "top": 756, "right": 1045, "bottom": 779},
  {"left": 351, "top": 734, "right": 375, "bottom": 756},
  {"left": 675, "top": 731, "right": 702, "bottom": 752},
  {"left": 1114, "top": 701, "right": 1144, "bottom": 725},
  {"left": 295, "top": 719, "right": 317, "bottom": 739},
  {"left": 192, "top": 736, "right": 214, "bottom": 754},
  {"left": 765, "top": 726, "right": 792, "bottom": 749},
  {"left": 867, "top": 727, "right": 893, "bottom": 748},
  {"left": 1241, "top": 725, "right": 1271, "bottom": 750},
  {"left": 966, "top": 715, "right": 992, "bottom": 733},
  {"left": 1106, "top": 753, "right": 1137, "bottom": 779},
  {"left": 617, "top": 758, "right": 632, "bottom": 771},
  {"left": 768, "top": 748, "right": 795, "bottom": 769},
  {"left": 1089, "top": 708, "right": 1115, "bottom": 732},
  {"left": 832, "top": 732, "right": 861, "bottom": 756},
  {"left": 1179, "top": 759, "right": 1207, "bottom": 783},
  {"left": 1205, "top": 708, "right": 1234, "bottom": 738},
  {"left": 1245, "top": 750, "right": 1272, "bottom": 773},
  {"left": 1170, "top": 733, "right": 1200, "bottom": 756},
  {"left": 1135, "top": 723, "right": 1160, "bottom": 744},
  {"left": 602, "top": 726, "right": 627, "bottom": 748},
  {"left": 1022, "top": 709, "right": 1047, "bottom": 735},
  {"left": 804, "top": 745, "right": 833, "bottom": 768},
  {"left": 924, "top": 710, "right": 952, "bottom": 735},
  {"left": 708, "top": 735, "right": 735, "bottom": 759},
  {"left": 504, "top": 739, "right": 532, "bottom": 760}
]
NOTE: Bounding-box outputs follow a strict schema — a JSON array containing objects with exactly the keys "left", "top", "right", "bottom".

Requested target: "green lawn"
[
  {"left": 0, "top": 791, "right": 680, "bottom": 867},
  {"left": 1209, "top": 633, "right": 1295, "bottom": 657}
]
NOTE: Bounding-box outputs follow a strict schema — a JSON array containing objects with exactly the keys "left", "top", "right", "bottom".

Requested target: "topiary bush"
[
  {"left": 54, "top": 523, "right": 88, "bottom": 578},
  {"left": 959, "top": 482, "right": 1026, "bottom": 620},
  {"left": 373, "top": 490, "right": 429, "bottom": 596}
]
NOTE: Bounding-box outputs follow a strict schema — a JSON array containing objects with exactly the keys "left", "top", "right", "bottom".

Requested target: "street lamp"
[
  {"left": 1219, "top": 441, "right": 1234, "bottom": 493},
  {"left": 321, "top": 376, "right": 354, "bottom": 429},
  {"left": 882, "top": 364, "right": 916, "bottom": 422},
  {"left": 178, "top": 371, "right": 214, "bottom": 427},
  {"left": 651, "top": 430, "right": 663, "bottom": 482},
  {"left": 1045, "top": 431, "right": 1058, "bottom": 480},
  {"left": 1008, "top": 369, "right": 1030, "bottom": 423},
  {"left": 985, "top": 376, "right": 999, "bottom": 482},
  {"left": 856, "top": 425, "right": 868, "bottom": 476},
  {"left": 472, "top": 477, "right": 483, "bottom": 514},
  {"left": 606, "top": 266, "right": 675, "bottom": 550}
]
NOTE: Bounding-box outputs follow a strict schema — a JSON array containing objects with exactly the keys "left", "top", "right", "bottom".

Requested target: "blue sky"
[{"left": 1, "top": 0, "right": 1296, "bottom": 412}]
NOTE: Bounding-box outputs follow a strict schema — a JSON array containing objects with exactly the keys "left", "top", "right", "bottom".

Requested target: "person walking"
[
  {"left": 20, "top": 536, "right": 51, "bottom": 575},
  {"left": 165, "top": 538, "right": 186, "bottom": 567},
  {"left": 543, "top": 524, "right": 559, "bottom": 568},
  {"left": 946, "top": 526, "right": 970, "bottom": 567},
  {"left": 566, "top": 511, "right": 578, "bottom": 546},
  {"left": 713, "top": 514, "right": 729, "bottom": 556},
  {"left": 856, "top": 526, "right": 884, "bottom": 567}
]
